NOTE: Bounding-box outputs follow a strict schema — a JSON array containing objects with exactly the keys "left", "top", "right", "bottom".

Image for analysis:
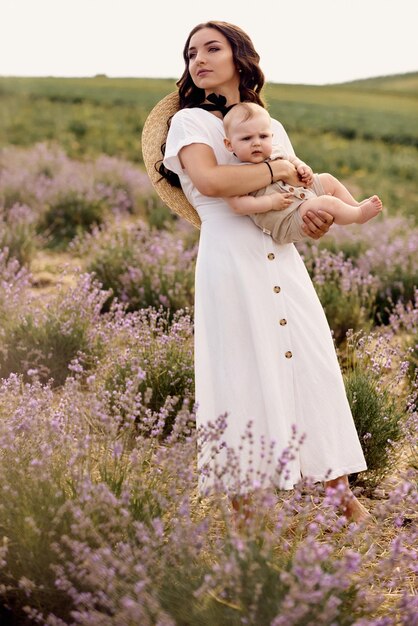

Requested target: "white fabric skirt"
[{"left": 193, "top": 204, "right": 367, "bottom": 496}]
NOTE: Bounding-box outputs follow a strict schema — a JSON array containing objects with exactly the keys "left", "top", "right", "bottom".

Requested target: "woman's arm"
[
  {"left": 180, "top": 142, "right": 334, "bottom": 238},
  {"left": 179, "top": 143, "right": 301, "bottom": 197}
]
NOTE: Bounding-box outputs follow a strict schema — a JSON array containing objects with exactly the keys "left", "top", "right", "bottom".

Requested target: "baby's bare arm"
[{"left": 225, "top": 192, "right": 293, "bottom": 216}]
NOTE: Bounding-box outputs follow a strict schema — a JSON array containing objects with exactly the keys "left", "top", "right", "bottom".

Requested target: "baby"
[{"left": 223, "top": 102, "right": 383, "bottom": 244}]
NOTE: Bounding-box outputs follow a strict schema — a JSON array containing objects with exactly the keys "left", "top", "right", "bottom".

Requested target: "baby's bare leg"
[
  {"left": 299, "top": 194, "right": 382, "bottom": 225},
  {"left": 318, "top": 173, "right": 367, "bottom": 205}
]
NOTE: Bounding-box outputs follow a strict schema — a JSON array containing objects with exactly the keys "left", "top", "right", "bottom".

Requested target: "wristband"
[{"left": 265, "top": 161, "right": 274, "bottom": 185}]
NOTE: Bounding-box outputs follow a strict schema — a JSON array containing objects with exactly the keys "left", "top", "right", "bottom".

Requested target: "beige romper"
[{"left": 250, "top": 147, "right": 325, "bottom": 244}]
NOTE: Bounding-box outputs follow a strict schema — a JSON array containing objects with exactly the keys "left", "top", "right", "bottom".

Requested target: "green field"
[
  {"left": 0, "top": 73, "right": 417, "bottom": 219},
  {"left": 0, "top": 74, "right": 417, "bottom": 626}
]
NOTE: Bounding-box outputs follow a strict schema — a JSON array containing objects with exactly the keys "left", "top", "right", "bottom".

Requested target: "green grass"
[
  {"left": 1, "top": 73, "right": 417, "bottom": 217},
  {"left": 0, "top": 76, "right": 177, "bottom": 105},
  {"left": 341, "top": 71, "right": 418, "bottom": 96}
]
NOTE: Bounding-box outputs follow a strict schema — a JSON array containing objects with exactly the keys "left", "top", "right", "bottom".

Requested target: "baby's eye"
[{"left": 242, "top": 136, "right": 251, "bottom": 141}]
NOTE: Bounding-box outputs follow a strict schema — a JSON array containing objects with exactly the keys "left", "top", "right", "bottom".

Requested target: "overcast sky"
[{"left": 1, "top": 0, "right": 417, "bottom": 85}]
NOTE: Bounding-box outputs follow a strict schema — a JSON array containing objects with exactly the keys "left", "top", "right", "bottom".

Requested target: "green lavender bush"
[
  {"left": 0, "top": 374, "right": 416, "bottom": 625},
  {"left": 96, "top": 307, "right": 195, "bottom": 436},
  {"left": 343, "top": 330, "right": 406, "bottom": 492},
  {"left": 0, "top": 204, "right": 40, "bottom": 266},
  {"left": 0, "top": 274, "right": 109, "bottom": 386},
  {"left": 302, "top": 249, "right": 378, "bottom": 345},
  {"left": 75, "top": 220, "right": 197, "bottom": 314},
  {"left": 345, "top": 366, "right": 404, "bottom": 491}
]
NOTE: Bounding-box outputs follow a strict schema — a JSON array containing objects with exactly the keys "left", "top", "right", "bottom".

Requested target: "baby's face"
[{"left": 228, "top": 112, "right": 273, "bottom": 163}]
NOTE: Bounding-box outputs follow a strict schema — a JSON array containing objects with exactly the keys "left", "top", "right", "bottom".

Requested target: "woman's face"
[{"left": 187, "top": 27, "right": 240, "bottom": 96}]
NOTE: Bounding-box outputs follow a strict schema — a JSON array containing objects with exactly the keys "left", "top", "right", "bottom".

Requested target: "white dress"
[{"left": 164, "top": 108, "right": 367, "bottom": 496}]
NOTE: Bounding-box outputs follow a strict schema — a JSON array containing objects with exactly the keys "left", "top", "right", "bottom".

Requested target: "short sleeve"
[
  {"left": 163, "top": 109, "right": 214, "bottom": 175},
  {"left": 271, "top": 118, "right": 295, "bottom": 158}
]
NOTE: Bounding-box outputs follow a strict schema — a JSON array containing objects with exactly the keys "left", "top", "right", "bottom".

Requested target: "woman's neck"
[
  {"left": 198, "top": 93, "right": 237, "bottom": 118},
  {"left": 205, "top": 87, "right": 240, "bottom": 106}
]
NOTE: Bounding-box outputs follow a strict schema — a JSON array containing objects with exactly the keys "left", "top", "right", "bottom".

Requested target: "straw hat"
[{"left": 141, "top": 91, "right": 201, "bottom": 229}]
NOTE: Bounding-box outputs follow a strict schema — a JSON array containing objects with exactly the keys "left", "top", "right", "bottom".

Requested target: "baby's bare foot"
[{"left": 357, "top": 195, "right": 382, "bottom": 223}]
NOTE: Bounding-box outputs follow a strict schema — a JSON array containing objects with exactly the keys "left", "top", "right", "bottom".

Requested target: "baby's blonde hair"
[{"left": 223, "top": 102, "right": 271, "bottom": 136}]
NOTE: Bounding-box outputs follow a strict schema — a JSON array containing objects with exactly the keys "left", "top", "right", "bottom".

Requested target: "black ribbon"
[{"left": 196, "top": 93, "right": 236, "bottom": 117}]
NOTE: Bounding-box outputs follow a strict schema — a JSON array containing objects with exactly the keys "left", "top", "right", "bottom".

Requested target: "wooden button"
[
  {"left": 285, "top": 351, "right": 293, "bottom": 358},
  {"left": 289, "top": 187, "right": 294, "bottom": 192},
  {"left": 280, "top": 318, "right": 287, "bottom": 325},
  {"left": 273, "top": 286, "right": 281, "bottom": 293},
  {"left": 300, "top": 192, "right": 305, "bottom": 199},
  {"left": 267, "top": 253, "right": 275, "bottom": 260}
]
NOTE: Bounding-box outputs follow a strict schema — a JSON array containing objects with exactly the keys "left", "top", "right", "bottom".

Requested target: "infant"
[{"left": 223, "top": 102, "right": 382, "bottom": 243}]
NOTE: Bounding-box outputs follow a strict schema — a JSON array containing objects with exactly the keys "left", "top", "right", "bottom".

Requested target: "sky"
[{"left": 1, "top": 0, "right": 417, "bottom": 85}]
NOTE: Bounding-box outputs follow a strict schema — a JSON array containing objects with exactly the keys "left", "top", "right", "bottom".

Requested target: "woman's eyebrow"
[{"left": 188, "top": 39, "right": 222, "bottom": 52}]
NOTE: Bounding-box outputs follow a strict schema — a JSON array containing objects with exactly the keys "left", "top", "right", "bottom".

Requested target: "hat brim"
[{"left": 141, "top": 91, "right": 201, "bottom": 229}]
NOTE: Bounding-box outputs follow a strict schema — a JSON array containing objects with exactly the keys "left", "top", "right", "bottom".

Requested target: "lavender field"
[{"left": 0, "top": 76, "right": 417, "bottom": 625}]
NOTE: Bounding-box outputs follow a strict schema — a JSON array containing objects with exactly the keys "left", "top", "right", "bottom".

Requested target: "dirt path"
[{"left": 29, "top": 249, "right": 83, "bottom": 301}]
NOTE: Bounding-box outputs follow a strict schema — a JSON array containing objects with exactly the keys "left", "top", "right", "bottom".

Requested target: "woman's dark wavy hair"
[{"left": 157, "top": 21, "right": 266, "bottom": 188}]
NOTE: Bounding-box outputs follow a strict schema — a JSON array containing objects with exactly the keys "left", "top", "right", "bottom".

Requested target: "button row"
[{"left": 267, "top": 252, "right": 292, "bottom": 359}]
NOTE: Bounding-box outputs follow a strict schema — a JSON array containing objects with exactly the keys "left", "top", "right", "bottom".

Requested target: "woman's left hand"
[{"left": 301, "top": 210, "right": 334, "bottom": 239}]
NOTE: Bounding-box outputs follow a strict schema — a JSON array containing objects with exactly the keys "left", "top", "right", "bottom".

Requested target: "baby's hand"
[
  {"left": 271, "top": 192, "right": 293, "bottom": 211},
  {"left": 297, "top": 163, "right": 314, "bottom": 186}
]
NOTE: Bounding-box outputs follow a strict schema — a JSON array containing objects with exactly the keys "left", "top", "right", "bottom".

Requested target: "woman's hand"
[
  {"left": 301, "top": 210, "right": 334, "bottom": 239},
  {"left": 270, "top": 159, "right": 301, "bottom": 187}
]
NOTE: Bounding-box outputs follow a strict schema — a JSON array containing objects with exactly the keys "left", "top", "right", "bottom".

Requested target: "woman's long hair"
[{"left": 157, "top": 21, "right": 266, "bottom": 187}]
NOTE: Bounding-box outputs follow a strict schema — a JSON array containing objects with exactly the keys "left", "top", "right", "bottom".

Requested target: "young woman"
[{"left": 157, "top": 21, "right": 370, "bottom": 522}]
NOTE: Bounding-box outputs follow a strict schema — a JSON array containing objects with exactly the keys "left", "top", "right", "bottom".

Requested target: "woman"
[{"left": 158, "top": 21, "right": 369, "bottom": 522}]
